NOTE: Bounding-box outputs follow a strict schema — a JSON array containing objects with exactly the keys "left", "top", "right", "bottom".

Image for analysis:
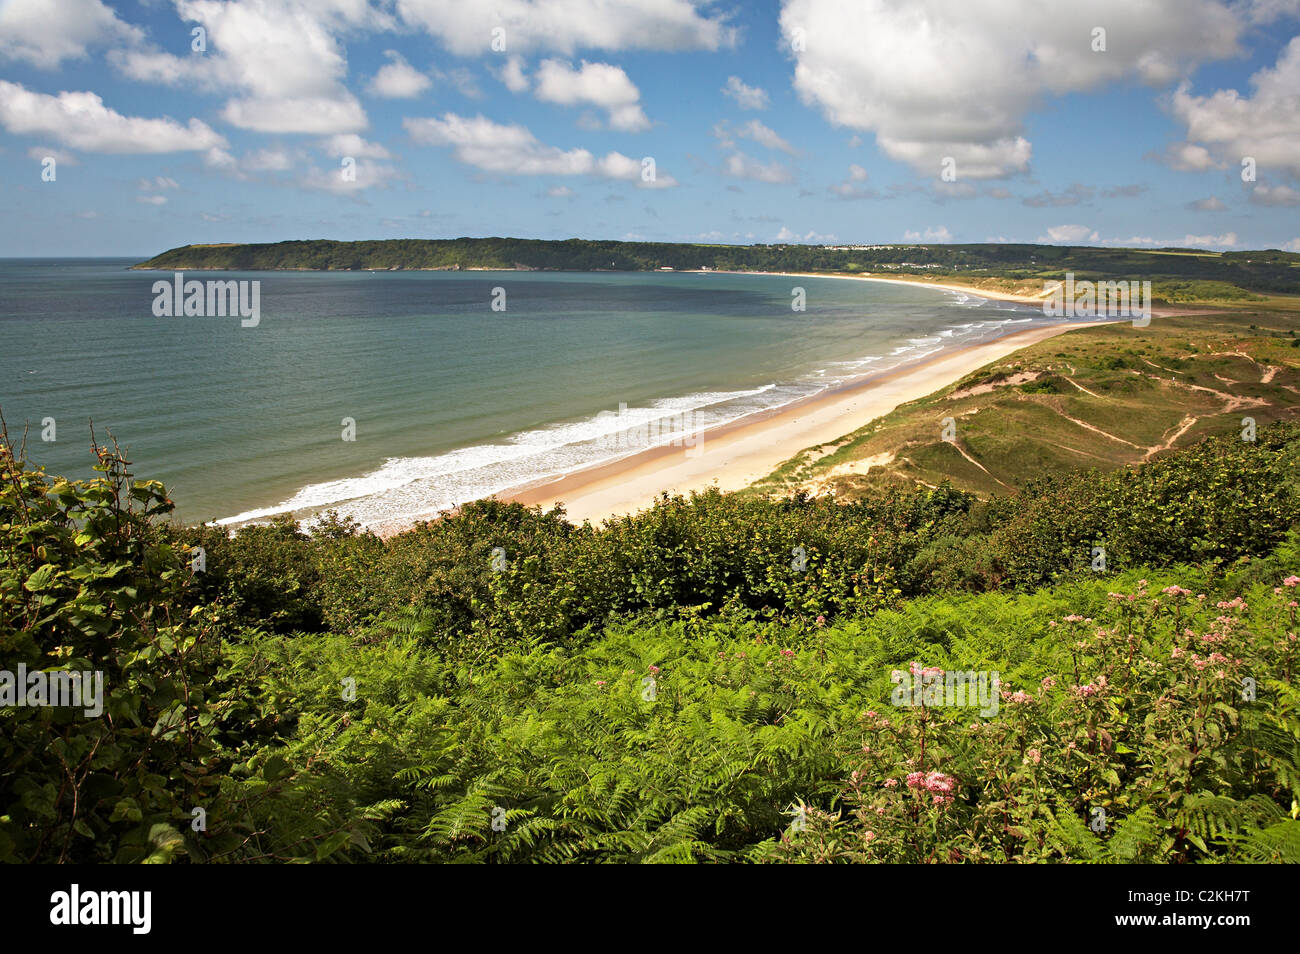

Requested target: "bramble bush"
[
  {"left": 0, "top": 439, "right": 368, "bottom": 863},
  {"left": 0, "top": 438, "right": 217, "bottom": 862}
]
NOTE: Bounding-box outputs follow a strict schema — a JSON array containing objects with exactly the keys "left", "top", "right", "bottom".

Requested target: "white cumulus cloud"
[
  {"left": 0, "top": 0, "right": 142, "bottom": 68},
  {"left": 721, "top": 76, "right": 768, "bottom": 109},
  {"left": 722, "top": 151, "right": 794, "bottom": 184},
  {"left": 534, "top": 59, "right": 650, "bottom": 131},
  {"left": 904, "top": 226, "right": 954, "bottom": 243},
  {"left": 1039, "top": 224, "right": 1100, "bottom": 244},
  {"left": 395, "top": 0, "right": 734, "bottom": 56},
  {"left": 780, "top": 0, "right": 1241, "bottom": 178},
  {"left": 1170, "top": 36, "right": 1300, "bottom": 180},
  {"left": 0, "top": 80, "right": 227, "bottom": 154},
  {"left": 110, "top": 0, "right": 379, "bottom": 134},
  {"left": 367, "top": 50, "right": 432, "bottom": 98},
  {"left": 404, "top": 112, "right": 675, "bottom": 185}
]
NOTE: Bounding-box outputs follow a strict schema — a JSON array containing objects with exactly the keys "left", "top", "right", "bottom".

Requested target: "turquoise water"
[{"left": 1, "top": 259, "right": 1047, "bottom": 526}]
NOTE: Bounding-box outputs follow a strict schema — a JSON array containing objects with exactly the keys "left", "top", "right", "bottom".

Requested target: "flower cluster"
[
  {"left": 905, "top": 770, "right": 957, "bottom": 805},
  {"left": 1071, "top": 675, "right": 1108, "bottom": 698}
]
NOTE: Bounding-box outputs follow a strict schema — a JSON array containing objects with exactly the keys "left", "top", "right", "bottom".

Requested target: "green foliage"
[
  {"left": 0, "top": 439, "right": 215, "bottom": 862},
  {"left": 4, "top": 418, "right": 1299, "bottom": 863},
  {"left": 167, "top": 563, "right": 1300, "bottom": 864},
  {"left": 988, "top": 427, "right": 1297, "bottom": 589}
]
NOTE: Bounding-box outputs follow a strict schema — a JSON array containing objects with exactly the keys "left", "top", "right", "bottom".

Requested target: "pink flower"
[
  {"left": 815, "top": 614, "right": 826, "bottom": 627},
  {"left": 779, "top": 649, "right": 795, "bottom": 658},
  {"left": 921, "top": 771, "right": 956, "bottom": 794},
  {"left": 647, "top": 665, "right": 660, "bottom": 675},
  {"left": 595, "top": 680, "right": 606, "bottom": 686},
  {"left": 1283, "top": 576, "right": 1300, "bottom": 587},
  {"left": 864, "top": 830, "right": 876, "bottom": 842},
  {"left": 884, "top": 778, "right": 898, "bottom": 788},
  {"left": 1041, "top": 676, "right": 1056, "bottom": 689},
  {"left": 1024, "top": 748, "right": 1042, "bottom": 765},
  {"left": 1163, "top": 585, "right": 1192, "bottom": 597}
]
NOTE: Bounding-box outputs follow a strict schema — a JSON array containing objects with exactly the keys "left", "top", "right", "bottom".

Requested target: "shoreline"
[
  {"left": 369, "top": 316, "right": 1114, "bottom": 536},
  {"left": 124, "top": 262, "right": 1053, "bottom": 306},
  {"left": 691, "top": 269, "right": 1053, "bottom": 306}
]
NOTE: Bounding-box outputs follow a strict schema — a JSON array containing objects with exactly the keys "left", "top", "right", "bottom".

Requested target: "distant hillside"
[
  {"left": 752, "top": 306, "right": 1300, "bottom": 501},
  {"left": 133, "top": 238, "right": 1300, "bottom": 297}
]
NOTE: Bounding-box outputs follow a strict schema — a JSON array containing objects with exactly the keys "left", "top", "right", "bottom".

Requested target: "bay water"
[{"left": 0, "top": 259, "right": 1046, "bottom": 527}]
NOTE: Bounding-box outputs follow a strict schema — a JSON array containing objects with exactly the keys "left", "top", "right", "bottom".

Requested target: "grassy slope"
[{"left": 752, "top": 306, "right": 1300, "bottom": 501}]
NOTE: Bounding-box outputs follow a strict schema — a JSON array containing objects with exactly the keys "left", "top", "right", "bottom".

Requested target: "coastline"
[
  {"left": 370, "top": 317, "right": 1113, "bottom": 535},
  {"left": 692, "top": 269, "right": 1053, "bottom": 306},
  {"left": 129, "top": 259, "right": 1049, "bottom": 307}
]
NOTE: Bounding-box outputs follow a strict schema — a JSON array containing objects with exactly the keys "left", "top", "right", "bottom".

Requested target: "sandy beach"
[
  {"left": 698, "top": 270, "right": 1054, "bottom": 306},
  {"left": 368, "top": 271, "right": 1224, "bottom": 535},
  {"left": 356, "top": 271, "right": 1226, "bottom": 537},
  {"left": 489, "top": 318, "right": 1109, "bottom": 526},
  {"left": 363, "top": 273, "right": 1226, "bottom": 536}
]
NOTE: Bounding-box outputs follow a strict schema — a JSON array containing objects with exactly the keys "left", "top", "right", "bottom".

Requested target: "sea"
[{"left": 0, "top": 259, "right": 1056, "bottom": 527}]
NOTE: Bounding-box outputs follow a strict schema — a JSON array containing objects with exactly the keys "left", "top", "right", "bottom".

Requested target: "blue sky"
[{"left": 2, "top": 0, "right": 1299, "bottom": 257}]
